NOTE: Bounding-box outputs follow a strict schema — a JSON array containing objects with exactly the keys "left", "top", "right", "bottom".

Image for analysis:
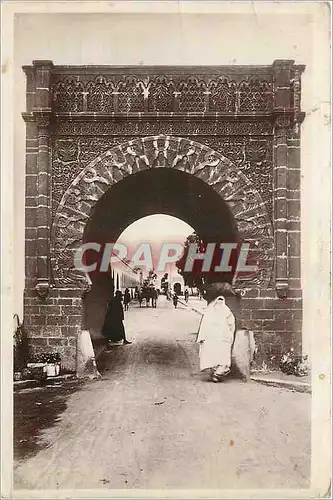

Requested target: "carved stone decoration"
[
  {"left": 292, "top": 69, "right": 301, "bottom": 113},
  {"left": 81, "top": 281, "right": 92, "bottom": 298},
  {"left": 51, "top": 135, "right": 274, "bottom": 222},
  {"left": 117, "top": 76, "right": 145, "bottom": 113},
  {"left": 178, "top": 77, "right": 206, "bottom": 112},
  {"left": 34, "top": 113, "right": 51, "bottom": 129},
  {"left": 208, "top": 77, "right": 237, "bottom": 113},
  {"left": 198, "top": 137, "right": 274, "bottom": 219},
  {"left": 274, "top": 115, "right": 292, "bottom": 132},
  {"left": 52, "top": 76, "right": 84, "bottom": 112},
  {"left": 276, "top": 283, "right": 289, "bottom": 299},
  {"left": 86, "top": 75, "right": 115, "bottom": 113},
  {"left": 171, "top": 139, "right": 197, "bottom": 171},
  {"left": 239, "top": 77, "right": 273, "bottom": 112},
  {"left": 35, "top": 279, "right": 50, "bottom": 299},
  {"left": 51, "top": 135, "right": 274, "bottom": 290},
  {"left": 148, "top": 76, "right": 175, "bottom": 112},
  {"left": 55, "top": 139, "right": 79, "bottom": 163},
  {"left": 51, "top": 136, "right": 138, "bottom": 217},
  {"left": 54, "top": 119, "right": 274, "bottom": 137},
  {"left": 51, "top": 72, "right": 275, "bottom": 114}
]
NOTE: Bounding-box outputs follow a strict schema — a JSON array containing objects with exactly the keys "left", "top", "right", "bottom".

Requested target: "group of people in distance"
[{"left": 101, "top": 282, "right": 238, "bottom": 383}]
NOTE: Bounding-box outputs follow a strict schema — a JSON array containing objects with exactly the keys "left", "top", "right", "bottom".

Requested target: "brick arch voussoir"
[
  {"left": 196, "top": 158, "right": 274, "bottom": 290},
  {"left": 51, "top": 135, "right": 274, "bottom": 289},
  {"left": 194, "top": 153, "right": 272, "bottom": 237}
]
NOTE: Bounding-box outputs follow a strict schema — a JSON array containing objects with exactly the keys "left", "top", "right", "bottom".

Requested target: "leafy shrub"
[
  {"left": 280, "top": 348, "right": 309, "bottom": 377},
  {"left": 29, "top": 352, "right": 61, "bottom": 364}
]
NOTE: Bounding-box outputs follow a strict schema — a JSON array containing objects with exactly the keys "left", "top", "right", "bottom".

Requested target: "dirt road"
[{"left": 14, "top": 297, "right": 310, "bottom": 490}]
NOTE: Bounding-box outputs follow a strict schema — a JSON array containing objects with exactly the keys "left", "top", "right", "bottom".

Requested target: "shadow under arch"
[{"left": 51, "top": 134, "right": 274, "bottom": 301}]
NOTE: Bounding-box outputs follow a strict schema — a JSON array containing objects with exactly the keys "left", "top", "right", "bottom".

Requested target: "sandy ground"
[{"left": 14, "top": 296, "right": 310, "bottom": 490}]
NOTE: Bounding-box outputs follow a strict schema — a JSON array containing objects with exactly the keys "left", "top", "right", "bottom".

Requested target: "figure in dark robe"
[
  {"left": 101, "top": 291, "right": 132, "bottom": 345},
  {"left": 172, "top": 293, "right": 178, "bottom": 308},
  {"left": 151, "top": 288, "right": 158, "bottom": 308},
  {"left": 124, "top": 288, "right": 131, "bottom": 311}
]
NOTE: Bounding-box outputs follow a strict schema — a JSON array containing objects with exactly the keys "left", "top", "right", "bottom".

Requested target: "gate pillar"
[{"left": 29, "top": 60, "right": 54, "bottom": 299}]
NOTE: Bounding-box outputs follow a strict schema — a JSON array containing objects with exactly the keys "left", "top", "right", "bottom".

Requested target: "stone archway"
[
  {"left": 22, "top": 60, "right": 306, "bottom": 371},
  {"left": 51, "top": 135, "right": 274, "bottom": 292}
]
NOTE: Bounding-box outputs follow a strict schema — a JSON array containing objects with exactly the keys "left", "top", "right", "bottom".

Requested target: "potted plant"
[{"left": 27, "top": 352, "right": 61, "bottom": 378}]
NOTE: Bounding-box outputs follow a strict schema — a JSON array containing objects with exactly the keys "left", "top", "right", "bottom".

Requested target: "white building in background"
[
  {"left": 157, "top": 264, "right": 185, "bottom": 295},
  {"left": 169, "top": 266, "right": 185, "bottom": 295},
  {"left": 110, "top": 255, "right": 141, "bottom": 296}
]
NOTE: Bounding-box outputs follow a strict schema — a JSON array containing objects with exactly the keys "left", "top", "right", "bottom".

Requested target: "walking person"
[
  {"left": 124, "top": 288, "right": 131, "bottom": 312},
  {"left": 151, "top": 288, "right": 158, "bottom": 308},
  {"left": 172, "top": 292, "right": 178, "bottom": 309},
  {"left": 184, "top": 288, "right": 189, "bottom": 304},
  {"left": 138, "top": 289, "right": 143, "bottom": 308},
  {"left": 101, "top": 291, "right": 132, "bottom": 345},
  {"left": 196, "top": 284, "right": 235, "bottom": 383}
]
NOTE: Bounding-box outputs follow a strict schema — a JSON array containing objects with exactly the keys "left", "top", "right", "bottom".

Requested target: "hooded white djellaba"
[{"left": 196, "top": 295, "right": 235, "bottom": 371}]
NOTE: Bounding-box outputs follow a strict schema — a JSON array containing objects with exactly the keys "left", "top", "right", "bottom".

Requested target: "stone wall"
[{"left": 23, "top": 288, "right": 83, "bottom": 372}]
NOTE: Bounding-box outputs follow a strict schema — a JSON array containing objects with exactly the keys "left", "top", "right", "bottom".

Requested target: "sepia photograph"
[{"left": 1, "top": 1, "right": 331, "bottom": 498}]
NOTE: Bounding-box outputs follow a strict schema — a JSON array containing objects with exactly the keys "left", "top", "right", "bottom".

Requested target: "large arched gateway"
[{"left": 22, "top": 61, "right": 304, "bottom": 370}]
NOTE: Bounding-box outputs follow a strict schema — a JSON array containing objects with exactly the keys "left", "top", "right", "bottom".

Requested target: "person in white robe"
[{"left": 196, "top": 294, "right": 235, "bottom": 382}]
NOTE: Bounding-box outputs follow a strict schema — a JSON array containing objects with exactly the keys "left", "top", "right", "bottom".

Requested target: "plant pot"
[
  {"left": 26, "top": 362, "right": 47, "bottom": 380},
  {"left": 44, "top": 362, "right": 61, "bottom": 377}
]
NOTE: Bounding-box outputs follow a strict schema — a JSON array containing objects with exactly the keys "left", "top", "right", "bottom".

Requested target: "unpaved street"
[{"left": 14, "top": 297, "right": 310, "bottom": 490}]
